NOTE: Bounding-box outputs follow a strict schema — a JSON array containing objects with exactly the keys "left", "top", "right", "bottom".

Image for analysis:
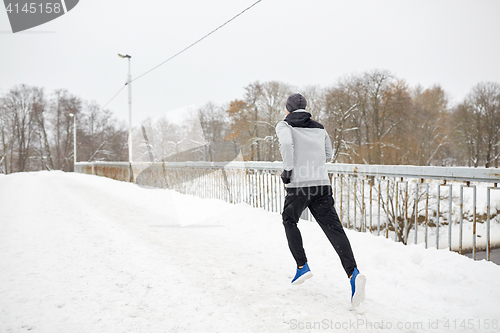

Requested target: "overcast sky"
[{"left": 1, "top": 0, "right": 499, "bottom": 126}]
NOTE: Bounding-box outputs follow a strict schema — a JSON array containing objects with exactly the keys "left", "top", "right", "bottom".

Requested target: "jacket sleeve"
[
  {"left": 325, "top": 130, "right": 333, "bottom": 161},
  {"left": 276, "top": 121, "right": 294, "bottom": 171}
]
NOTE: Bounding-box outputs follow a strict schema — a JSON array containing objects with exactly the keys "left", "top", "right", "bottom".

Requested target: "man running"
[{"left": 276, "top": 93, "right": 366, "bottom": 307}]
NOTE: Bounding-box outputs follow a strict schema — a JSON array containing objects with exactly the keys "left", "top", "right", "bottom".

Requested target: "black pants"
[{"left": 282, "top": 185, "right": 357, "bottom": 277}]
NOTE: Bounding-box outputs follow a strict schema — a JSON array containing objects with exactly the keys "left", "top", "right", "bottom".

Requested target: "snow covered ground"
[{"left": 1, "top": 171, "right": 499, "bottom": 333}]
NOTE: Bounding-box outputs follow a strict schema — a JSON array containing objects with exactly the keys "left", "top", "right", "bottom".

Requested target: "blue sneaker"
[
  {"left": 350, "top": 268, "right": 366, "bottom": 307},
  {"left": 291, "top": 263, "right": 313, "bottom": 285}
]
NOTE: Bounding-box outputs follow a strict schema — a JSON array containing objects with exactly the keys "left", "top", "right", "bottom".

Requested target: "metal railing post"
[
  {"left": 414, "top": 182, "right": 419, "bottom": 245},
  {"left": 436, "top": 184, "right": 441, "bottom": 249},
  {"left": 395, "top": 180, "right": 399, "bottom": 242},
  {"left": 486, "top": 185, "right": 499, "bottom": 262},
  {"left": 340, "top": 174, "right": 344, "bottom": 227},
  {"left": 347, "top": 176, "right": 351, "bottom": 229},
  {"left": 386, "top": 178, "right": 390, "bottom": 239},
  {"left": 353, "top": 177, "right": 357, "bottom": 231},
  {"left": 425, "top": 182, "right": 429, "bottom": 249},
  {"left": 377, "top": 178, "right": 382, "bottom": 236},
  {"left": 472, "top": 185, "right": 477, "bottom": 260},
  {"left": 448, "top": 184, "right": 453, "bottom": 250},
  {"left": 369, "top": 177, "right": 373, "bottom": 233}
]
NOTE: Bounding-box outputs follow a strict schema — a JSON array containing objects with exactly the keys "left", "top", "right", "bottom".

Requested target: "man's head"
[{"left": 286, "top": 93, "right": 307, "bottom": 113}]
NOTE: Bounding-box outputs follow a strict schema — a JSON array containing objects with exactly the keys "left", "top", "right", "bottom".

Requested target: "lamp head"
[{"left": 118, "top": 53, "right": 131, "bottom": 59}]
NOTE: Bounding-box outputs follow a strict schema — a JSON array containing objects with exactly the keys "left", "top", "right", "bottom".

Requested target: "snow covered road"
[{"left": 1, "top": 171, "right": 499, "bottom": 332}]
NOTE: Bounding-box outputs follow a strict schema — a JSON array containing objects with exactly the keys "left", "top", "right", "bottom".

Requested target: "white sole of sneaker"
[
  {"left": 351, "top": 274, "right": 366, "bottom": 307},
  {"left": 292, "top": 271, "right": 313, "bottom": 285}
]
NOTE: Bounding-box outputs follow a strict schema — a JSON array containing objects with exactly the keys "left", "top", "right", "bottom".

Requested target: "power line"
[
  {"left": 102, "top": 85, "right": 126, "bottom": 109},
  {"left": 131, "top": 0, "right": 263, "bottom": 83},
  {"left": 99, "top": 0, "right": 263, "bottom": 110}
]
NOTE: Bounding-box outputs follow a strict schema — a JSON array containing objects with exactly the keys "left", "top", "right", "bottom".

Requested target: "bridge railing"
[{"left": 75, "top": 161, "right": 500, "bottom": 261}]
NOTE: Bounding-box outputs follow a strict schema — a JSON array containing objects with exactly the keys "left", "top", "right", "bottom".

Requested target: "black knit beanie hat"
[{"left": 286, "top": 93, "right": 307, "bottom": 112}]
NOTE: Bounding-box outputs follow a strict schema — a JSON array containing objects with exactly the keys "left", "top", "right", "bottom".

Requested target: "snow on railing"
[{"left": 75, "top": 161, "right": 500, "bottom": 261}]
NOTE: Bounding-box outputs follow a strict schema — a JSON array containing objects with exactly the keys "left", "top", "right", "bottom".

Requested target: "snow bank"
[{"left": 1, "top": 171, "right": 499, "bottom": 332}]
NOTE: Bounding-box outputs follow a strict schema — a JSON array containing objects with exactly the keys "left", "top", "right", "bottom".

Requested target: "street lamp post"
[
  {"left": 118, "top": 53, "right": 132, "bottom": 163},
  {"left": 69, "top": 113, "right": 76, "bottom": 169}
]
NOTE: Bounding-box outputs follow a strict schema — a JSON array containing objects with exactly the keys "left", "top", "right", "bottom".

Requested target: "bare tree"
[
  {"left": 0, "top": 98, "right": 15, "bottom": 173},
  {"left": 452, "top": 82, "right": 500, "bottom": 167},
  {"left": 320, "top": 84, "right": 358, "bottom": 162},
  {"left": 319, "top": 71, "right": 406, "bottom": 164},
  {"left": 197, "top": 102, "right": 232, "bottom": 161},
  {"left": 32, "top": 90, "right": 54, "bottom": 171},
  {"left": 252, "top": 81, "right": 294, "bottom": 161},
  {"left": 226, "top": 99, "right": 257, "bottom": 160},
  {"left": 49, "top": 90, "right": 82, "bottom": 171},
  {"left": 0, "top": 85, "right": 45, "bottom": 172},
  {"left": 79, "top": 101, "right": 126, "bottom": 162},
  {"left": 470, "top": 82, "right": 500, "bottom": 168},
  {"left": 408, "top": 85, "right": 450, "bottom": 166}
]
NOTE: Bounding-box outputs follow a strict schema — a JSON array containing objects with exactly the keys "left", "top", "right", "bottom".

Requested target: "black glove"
[{"left": 281, "top": 170, "right": 292, "bottom": 184}]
